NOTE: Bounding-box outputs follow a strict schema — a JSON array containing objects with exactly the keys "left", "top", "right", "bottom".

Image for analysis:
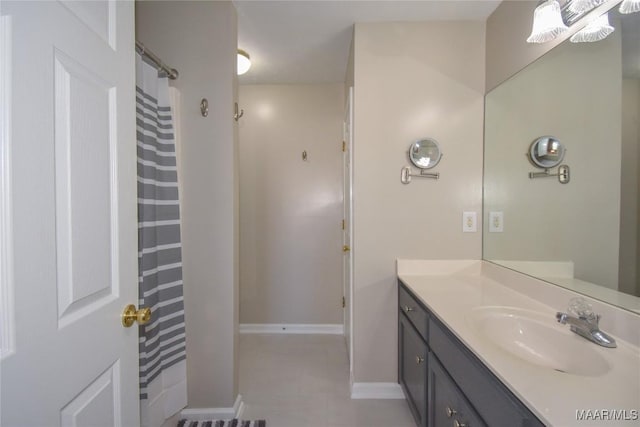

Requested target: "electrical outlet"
[
  {"left": 462, "top": 211, "right": 477, "bottom": 232},
  {"left": 489, "top": 211, "right": 504, "bottom": 232}
]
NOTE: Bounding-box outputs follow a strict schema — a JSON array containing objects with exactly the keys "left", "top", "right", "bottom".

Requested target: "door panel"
[
  {"left": 0, "top": 1, "right": 138, "bottom": 425},
  {"left": 60, "top": 361, "right": 121, "bottom": 427},
  {"left": 54, "top": 50, "right": 118, "bottom": 326}
]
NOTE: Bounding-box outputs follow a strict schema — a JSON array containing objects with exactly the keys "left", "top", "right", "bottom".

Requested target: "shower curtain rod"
[{"left": 136, "top": 41, "right": 179, "bottom": 80}]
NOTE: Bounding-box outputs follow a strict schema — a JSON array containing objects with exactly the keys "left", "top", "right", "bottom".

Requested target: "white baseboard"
[
  {"left": 351, "top": 382, "right": 406, "bottom": 399},
  {"left": 239, "top": 323, "right": 344, "bottom": 335},
  {"left": 180, "top": 394, "right": 243, "bottom": 421}
]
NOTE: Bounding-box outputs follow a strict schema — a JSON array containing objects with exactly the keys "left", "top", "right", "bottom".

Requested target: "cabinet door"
[
  {"left": 429, "top": 354, "right": 486, "bottom": 427},
  {"left": 399, "top": 313, "right": 428, "bottom": 427}
]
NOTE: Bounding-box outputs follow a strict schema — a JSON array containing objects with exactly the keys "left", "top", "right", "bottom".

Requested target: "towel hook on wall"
[
  {"left": 234, "top": 102, "right": 244, "bottom": 121},
  {"left": 200, "top": 98, "right": 209, "bottom": 117}
]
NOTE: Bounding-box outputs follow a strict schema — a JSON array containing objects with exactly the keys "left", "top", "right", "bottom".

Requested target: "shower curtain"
[{"left": 136, "top": 53, "right": 187, "bottom": 427}]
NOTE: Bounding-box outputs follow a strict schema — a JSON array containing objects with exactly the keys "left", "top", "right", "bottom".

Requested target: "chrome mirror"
[
  {"left": 527, "top": 136, "right": 570, "bottom": 184},
  {"left": 528, "top": 136, "right": 565, "bottom": 169},
  {"left": 409, "top": 138, "right": 442, "bottom": 169},
  {"left": 401, "top": 138, "right": 442, "bottom": 184}
]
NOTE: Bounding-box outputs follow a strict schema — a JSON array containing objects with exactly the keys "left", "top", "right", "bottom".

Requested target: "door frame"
[{"left": 343, "top": 86, "right": 354, "bottom": 377}]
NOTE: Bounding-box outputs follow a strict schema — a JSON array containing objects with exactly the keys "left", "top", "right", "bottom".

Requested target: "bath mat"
[{"left": 177, "top": 420, "right": 265, "bottom": 427}]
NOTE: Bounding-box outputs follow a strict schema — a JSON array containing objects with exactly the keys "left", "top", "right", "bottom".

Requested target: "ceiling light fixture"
[
  {"left": 527, "top": 0, "right": 569, "bottom": 44},
  {"left": 570, "top": 12, "right": 614, "bottom": 42},
  {"left": 237, "top": 49, "right": 251, "bottom": 75},
  {"left": 619, "top": 0, "right": 640, "bottom": 13}
]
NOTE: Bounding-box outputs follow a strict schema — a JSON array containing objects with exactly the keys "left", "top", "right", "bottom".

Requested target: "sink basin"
[{"left": 467, "top": 306, "right": 610, "bottom": 376}]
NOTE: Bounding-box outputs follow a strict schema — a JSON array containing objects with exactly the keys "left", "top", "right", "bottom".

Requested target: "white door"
[
  {"left": 342, "top": 87, "right": 353, "bottom": 374},
  {"left": 1, "top": 1, "right": 139, "bottom": 426}
]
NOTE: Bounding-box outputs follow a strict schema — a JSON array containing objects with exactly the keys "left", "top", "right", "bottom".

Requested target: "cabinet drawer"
[
  {"left": 429, "top": 353, "right": 485, "bottom": 427},
  {"left": 399, "top": 282, "right": 428, "bottom": 341},
  {"left": 429, "top": 317, "right": 544, "bottom": 427}
]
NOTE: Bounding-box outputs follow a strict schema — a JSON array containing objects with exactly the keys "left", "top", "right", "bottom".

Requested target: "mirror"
[
  {"left": 528, "top": 136, "right": 565, "bottom": 169},
  {"left": 409, "top": 138, "right": 442, "bottom": 169},
  {"left": 484, "top": 4, "right": 640, "bottom": 313}
]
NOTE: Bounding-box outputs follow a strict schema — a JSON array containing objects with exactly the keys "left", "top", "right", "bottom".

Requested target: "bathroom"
[{"left": 1, "top": 0, "right": 639, "bottom": 426}]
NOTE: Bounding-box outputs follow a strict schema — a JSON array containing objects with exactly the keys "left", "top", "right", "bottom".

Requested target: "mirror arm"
[
  {"left": 528, "top": 164, "right": 570, "bottom": 184},
  {"left": 401, "top": 166, "right": 440, "bottom": 184}
]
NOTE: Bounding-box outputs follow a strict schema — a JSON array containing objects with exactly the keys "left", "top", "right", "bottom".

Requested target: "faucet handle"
[{"left": 568, "top": 297, "right": 596, "bottom": 321}]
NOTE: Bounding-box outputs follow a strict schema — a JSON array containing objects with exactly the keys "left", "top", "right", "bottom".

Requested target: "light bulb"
[
  {"left": 619, "top": 0, "right": 640, "bottom": 14},
  {"left": 527, "top": 0, "right": 569, "bottom": 44},
  {"left": 237, "top": 49, "right": 251, "bottom": 75},
  {"left": 570, "top": 13, "right": 614, "bottom": 43}
]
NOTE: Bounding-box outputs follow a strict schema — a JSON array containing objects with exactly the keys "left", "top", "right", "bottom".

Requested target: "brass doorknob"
[
  {"left": 343, "top": 245, "right": 350, "bottom": 252},
  {"left": 122, "top": 304, "right": 152, "bottom": 327}
]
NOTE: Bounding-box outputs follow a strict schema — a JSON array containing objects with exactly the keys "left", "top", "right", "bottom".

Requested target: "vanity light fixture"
[
  {"left": 619, "top": 0, "right": 640, "bottom": 13},
  {"left": 237, "top": 49, "right": 251, "bottom": 75},
  {"left": 568, "top": 0, "right": 604, "bottom": 14},
  {"left": 527, "top": 0, "right": 568, "bottom": 43},
  {"left": 570, "top": 12, "right": 615, "bottom": 42}
]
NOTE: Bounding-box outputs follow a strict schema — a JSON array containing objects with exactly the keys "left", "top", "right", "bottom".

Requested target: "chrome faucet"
[{"left": 556, "top": 298, "right": 617, "bottom": 348}]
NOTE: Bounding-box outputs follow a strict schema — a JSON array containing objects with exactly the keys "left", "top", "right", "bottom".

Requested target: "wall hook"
[
  {"left": 302, "top": 150, "right": 308, "bottom": 161},
  {"left": 200, "top": 98, "right": 209, "bottom": 117},
  {"left": 234, "top": 102, "right": 244, "bottom": 121}
]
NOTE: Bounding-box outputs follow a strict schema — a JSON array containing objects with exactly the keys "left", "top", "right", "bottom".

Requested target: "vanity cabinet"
[
  {"left": 398, "top": 280, "right": 544, "bottom": 427},
  {"left": 429, "top": 353, "right": 485, "bottom": 427},
  {"left": 399, "top": 314, "right": 428, "bottom": 427}
]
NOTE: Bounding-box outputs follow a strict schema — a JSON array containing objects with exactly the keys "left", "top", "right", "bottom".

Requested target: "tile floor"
[{"left": 239, "top": 334, "right": 416, "bottom": 427}]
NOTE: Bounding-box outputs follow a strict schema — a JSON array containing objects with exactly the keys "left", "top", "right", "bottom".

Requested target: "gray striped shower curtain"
[{"left": 136, "top": 53, "right": 187, "bottom": 426}]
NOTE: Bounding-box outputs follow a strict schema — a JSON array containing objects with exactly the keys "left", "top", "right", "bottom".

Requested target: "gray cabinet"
[
  {"left": 429, "top": 353, "right": 485, "bottom": 427},
  {"left": 399, "top": 313, "right": 428, "bottom": 427},
  {"left": 398, "top": 280, "right": 544, "bottom": 427}
]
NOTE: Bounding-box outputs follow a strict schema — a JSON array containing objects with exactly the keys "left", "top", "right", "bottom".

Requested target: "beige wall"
[
  {"left": 351, "top": 22, "right": 485, "bottom": 383},
  {"left": 136, "top": 0, "right": 239, "bottom": 408},
  {"left": 620, "top": 79, "right": 640, "bottom": 295},
  {"left": 486, "top": 0, "right": 620, "bottom": 91},
  {"left": 345, "top": 32, "right": 354, "bottom": 99},
  {"left": 238, "top": 84, "right": 344, "bottom": 324},
  {"left": 484, "top": 30, "right": 622, "bottom": 290}
]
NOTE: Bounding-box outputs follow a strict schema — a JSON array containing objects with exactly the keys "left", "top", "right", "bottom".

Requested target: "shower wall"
[
  {"left": 136, "top": 0, "right": 240, "bottom": 410},
  {"left": 239, "top": 84, "right": 344, "bottom": 325}
]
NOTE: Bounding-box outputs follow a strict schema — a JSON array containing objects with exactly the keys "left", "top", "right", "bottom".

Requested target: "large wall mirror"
[{"left": 484, "top": 3, "right": 640, "bottom": 313}]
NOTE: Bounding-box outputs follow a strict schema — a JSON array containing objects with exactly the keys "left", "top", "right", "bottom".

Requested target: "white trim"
[
  {"left": 346, "top": 86, "right": 354, "bottom": 378},
  {"left": 0, "top": 15, "right": 15, "bottom": 359},
  {"left": 239, "top": 323, "right": 344, "bottom": 335},
  {"left": 180, "top": 394, "right": 243, "bottom": 421},
  {"left": 350, "top": 383, "right": 406, "bottom": 400}
]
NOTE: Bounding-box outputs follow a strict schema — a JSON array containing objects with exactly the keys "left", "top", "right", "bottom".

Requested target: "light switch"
[
  {"left": 489, "top": 211, "right": 504, "bottom": 233},
  {"left": 462, "top": 211, "right": 477, "bottom": 233}
]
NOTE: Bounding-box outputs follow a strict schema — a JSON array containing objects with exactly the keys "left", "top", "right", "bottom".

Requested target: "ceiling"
[{"left": 234, "top": 0, "right": 502, "bottom": 85}]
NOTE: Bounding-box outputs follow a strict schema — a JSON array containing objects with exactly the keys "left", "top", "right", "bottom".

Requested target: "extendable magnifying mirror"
[
  {"left": 527, "top": 136, "right": 570, "bottom": 183},
  {"left": 401, "top": 138, "right": 442, "bottom": 184}
]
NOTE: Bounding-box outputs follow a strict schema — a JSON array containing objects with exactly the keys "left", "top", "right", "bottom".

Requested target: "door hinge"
[
  {"left": 342, "top": 296, "right": 346, "bottom": 308},
  {"left": 342, "top": 141, "right": 346, "bottom": 152},
  {"left": 342, "top": 219, "right": 345, "bottom": 230}
]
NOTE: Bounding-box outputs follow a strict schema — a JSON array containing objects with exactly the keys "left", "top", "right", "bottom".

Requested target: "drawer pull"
[
  {"left": 415, "top": 355, "right": 425, "bottom": 365},
  {"left": 402, "top": 306, "right": 414, "bottom": 313},
  {"left": 446, "top": 407, "right": 457, "bottom": 418},
  {"left": 453, "top": 420, "right": 467, "bottom": 427}
]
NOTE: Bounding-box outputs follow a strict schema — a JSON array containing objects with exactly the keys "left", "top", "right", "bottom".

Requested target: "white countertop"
[{"left": 397, "top": 260, "right": 640, "bottom": 427}]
